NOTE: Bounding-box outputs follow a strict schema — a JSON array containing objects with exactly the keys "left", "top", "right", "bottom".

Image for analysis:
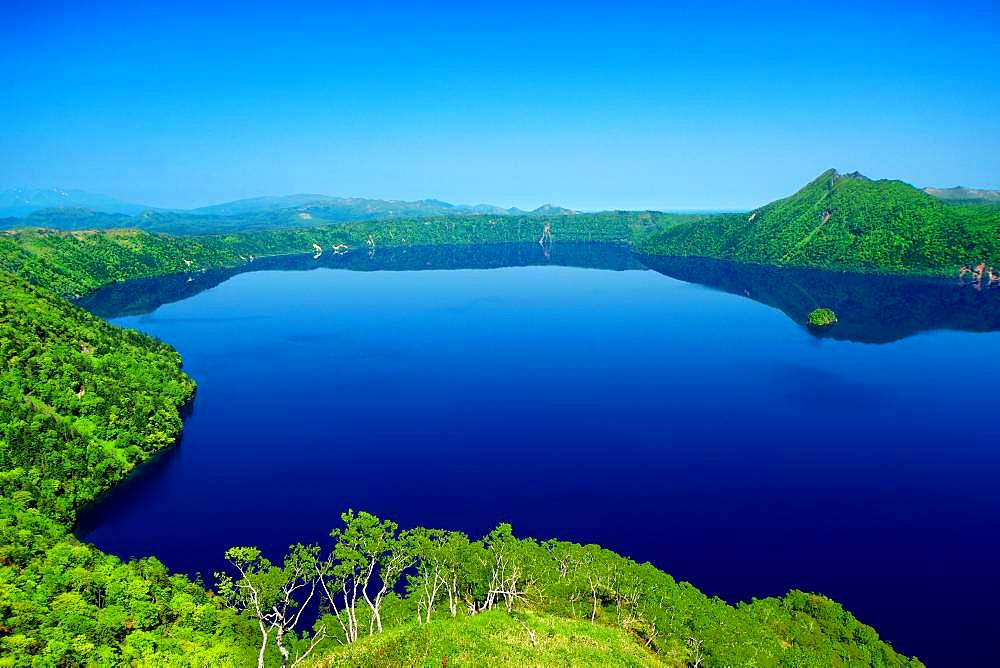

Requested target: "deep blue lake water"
[{"left": 77, "top": 244, "right": 1000, "bottom": 666}]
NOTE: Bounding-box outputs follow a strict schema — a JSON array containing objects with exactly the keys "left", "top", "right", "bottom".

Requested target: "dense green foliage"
[
  {"left": 0, "top": 273, "right": 194, "bottom": 520},
  {"left": 0, "top": 273, "right": 260, "bottom": 664},
  {"left": 807, "top": 308, "right": 837, "bottom": 327},
  {"left": 638, "top": 169, "right": 1000, "bottom": 275},
  {"left": 2, "top": 207, "right": 698, "bottom": 238},
  {"left": 0, "top": 496, "right": 252, "bottom": 665}
]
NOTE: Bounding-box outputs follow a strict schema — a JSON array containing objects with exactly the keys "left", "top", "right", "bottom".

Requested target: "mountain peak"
[{"left": 531, "top": 203, "right": 576, "bottom": 215}]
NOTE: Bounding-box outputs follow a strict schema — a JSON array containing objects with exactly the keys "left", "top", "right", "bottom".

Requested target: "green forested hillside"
[
  {"left": 0, "top": 273, "right": 256, "bottom": 664},
  {"left": 638, "top": 169, "right": 1000, "bottom": 275},
  {"left": 4, "top": 207, "right": 696, "bottom": 237},
  {"left": 0, "top": 273, "right": 194, "bottom": 520},
  {"left": 0, "top": 496, "right": 251, "bottom": 664},
  {"left": 0, "top": 212, "right": 676, "bottom": 298}
]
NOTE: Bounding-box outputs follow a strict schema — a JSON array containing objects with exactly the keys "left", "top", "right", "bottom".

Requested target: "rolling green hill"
[{"left": 638, "top": 169, "right": 1000, "bottom": 275}]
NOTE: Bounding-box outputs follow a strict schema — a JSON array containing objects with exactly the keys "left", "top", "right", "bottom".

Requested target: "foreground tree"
[
  {"left": 215, "top": 544, "right": 325, "bottom": 668},
  {"left": 407, "top": 528, "right": 472, "bottom": 622},
  {"left": 317, "top": 509, "right": 412, "bottom": 641}
]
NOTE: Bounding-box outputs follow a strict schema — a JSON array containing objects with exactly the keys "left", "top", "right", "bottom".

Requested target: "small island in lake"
[{"left": 807, "top": 308, "right": 838, "bottom": 328}]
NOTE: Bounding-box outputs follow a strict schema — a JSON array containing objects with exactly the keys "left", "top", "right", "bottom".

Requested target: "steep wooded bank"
[{"left": 0, "top": 273, "right": 252, "bottom": 663}]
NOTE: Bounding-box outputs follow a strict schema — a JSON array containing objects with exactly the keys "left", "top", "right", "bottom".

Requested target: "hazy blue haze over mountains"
[
  {"left": 2, "top": 178, "right": 991, "bottom": 227},
  {"left": 0, "top": 188, "right": 575, "bottom": 220},
  {"left": 923, "top": 186, "right": 1000, "bottom": 203},
  {"left": 0, "top": 187, "right": 160, "bottom": 217}
]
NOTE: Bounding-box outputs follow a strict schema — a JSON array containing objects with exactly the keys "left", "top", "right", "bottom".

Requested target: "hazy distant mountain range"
[
  {"left": 922, "top": 186, "right": 1000, "bottom": 203},
  {"left": 5, "top": 183, "right": 997, "bottom": 221},
  {"left": 0, "top": 188, "right": 159, "bottom": 217},
  {"left": 0, "top": 187, "right": 576, "bottom": 219}
]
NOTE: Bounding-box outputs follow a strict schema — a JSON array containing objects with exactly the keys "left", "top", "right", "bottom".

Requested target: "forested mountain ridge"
[
  {"left": 0, "top": 187, "right": 579, "bottom": 220},
  {"left": 0, "top": 273, "right": 196, "bottom": 520},
  {"left": 638, "top": 169, "right": 1000, "bottom": 275}
]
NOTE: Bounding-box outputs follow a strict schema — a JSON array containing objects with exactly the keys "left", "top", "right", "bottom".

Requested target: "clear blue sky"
[{"left": 2, "top": 0, "right": 998, "bottom": 210}]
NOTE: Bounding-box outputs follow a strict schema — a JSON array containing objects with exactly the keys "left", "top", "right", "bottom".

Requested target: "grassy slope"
[
  {"left": 310, "top": 610, "right": 666, "bottom": 667},
  {"left": 638, "top": 169, "right": 1000, "bottom": 275}
]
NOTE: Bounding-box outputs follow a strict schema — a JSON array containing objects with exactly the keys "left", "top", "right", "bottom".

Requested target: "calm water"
[{"left": 77, "top": 244, "right": 1000, "bottom": 666}]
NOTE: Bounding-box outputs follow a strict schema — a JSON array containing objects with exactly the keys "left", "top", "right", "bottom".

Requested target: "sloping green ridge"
[{"left": 638, "top": 169, "right": 1000, "bottom": 275}]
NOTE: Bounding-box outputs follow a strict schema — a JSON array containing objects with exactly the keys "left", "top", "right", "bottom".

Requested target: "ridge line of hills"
[
  {"left": 0, "top": 187, "right": 577, "bottom": 219},
  {"left": 2, "top": 175, "right": 999, "bottom": 221}
]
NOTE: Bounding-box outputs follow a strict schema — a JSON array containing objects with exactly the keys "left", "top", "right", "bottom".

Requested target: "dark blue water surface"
[{"left": 77, "top": 244, "right": 1000, "bottom": 666}]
